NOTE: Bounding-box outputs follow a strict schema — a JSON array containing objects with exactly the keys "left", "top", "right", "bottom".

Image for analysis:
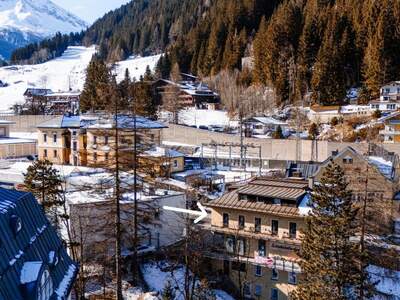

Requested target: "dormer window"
[
  {"left": 343, "top": 156, "right": 353, "bottom": 164},
  {"left": 10, "top": 215, "right": 22, "bottom": 235}
]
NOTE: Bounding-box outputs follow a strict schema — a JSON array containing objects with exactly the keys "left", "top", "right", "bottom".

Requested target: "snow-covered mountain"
[{"left": 0, "top": 0, "right": 88, "bottom": 59}]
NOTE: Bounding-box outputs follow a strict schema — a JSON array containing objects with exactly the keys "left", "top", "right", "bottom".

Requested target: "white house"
[
  {"left": 340, "top": 105, "right": 372, "bottom": 117},
  {"left": 370, "top": 81, "right": 400, "bottom": 112},
  {"left": 244, "top": 116, "right": 289, "bottom": 136}
]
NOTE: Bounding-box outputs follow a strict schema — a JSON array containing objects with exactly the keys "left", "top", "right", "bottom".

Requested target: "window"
[
  {"left": 271, "top": 268, "right": 279, "bottom": 280},
  {"left": 37, "top": 269, "right": 53, "bottom": 300},
  {"left": 223, "top": 213, "right": 229, "bottom": 227},
  {"left": 238, "top": 215, "right": 245, "bottom": 229},
  {"left": 243, "top": 283, "right": 251, "bottom": 298},
  {"left": 10, "top": 215, "right": 22, "bottom": 235},
  {"left": 53, "top": 150, "right": 57, "bottom": 158},
  {"left": 254, "top": 284, "right": 262, "bottom": 297},
  {"left": 104, "top": 136, "right": 109, "bottom": 145},
  {"left": 53, "top": 133, "right": 57, "bottom": 143},
  {"left": 289, "top": 222, "right": 297, "bottom": 239},
  {"left": 271, "top": 220, "right": 278, "bottom": 236},
  {"left": 225, "top": 236, "right": 235, "bottom": 253},
  {"left": 73, "top": 141, "right": 77, "bottom": 151},
  {"left": 258, "top": 240, "right": 266, "bottom": 257},
  {"left": 343, "top": 156, "right": 353, "bottom": 164},
  {"left": 43, "top": 133, "right": 47, "bottom": 143},
  {"left": 271, "top": 288, "right": 278, "bottom": 300},
  {"left": 232, "top": 262, "right": 246, "bottom": 272},
  {"left": 93, "top": 136, "right": 97, "bottom": 144},
  {"left": 44, "top": 149, "right": 47, "bottom": 158},
  {"left": 173, "top": 160, "right": 178, "bottom": 168},
  {"left": 288, "top": 272, "right": 297, "bottom": 285},
  {"left": 255, "top": 217, "right": 261, "bottom": 232},
  {"left": 255, "top": 265, "right": 262, "bottom": 277},
  {"left": 388, "top": 104, "right": 396, "bottom": 110},
  {"left": 237, "top": 238, "right": 246, "bottom": 256},
  {"left": 72, "top": 131, "right": 77, "bottom": 136},
  {"left": 93, "top": 152, "right": 97, "bottom": 161},
  {"left": 105, "top": 153, "right": 109, "bottom": 160}
]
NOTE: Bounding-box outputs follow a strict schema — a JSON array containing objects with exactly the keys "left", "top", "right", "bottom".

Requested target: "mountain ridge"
[{"left": 0, "top": 0, "right": 88, "bottom": 59}]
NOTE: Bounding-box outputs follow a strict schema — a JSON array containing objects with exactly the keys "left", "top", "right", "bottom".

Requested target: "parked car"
[
  {"left": 209, "top": 125, "right": 225, "bottom": 132},
  {"left": 199, "top": 125, "right": 209, "bottom": 130}
]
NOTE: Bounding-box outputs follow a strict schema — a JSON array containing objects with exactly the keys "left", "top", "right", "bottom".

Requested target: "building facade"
[
  {"left": 380, "top": 112, "right": 400, "bottom": 143},
  {"left": 37, "top": 115, "right": 166, "bottom": 167},
  {"left": 204, "top": 178, "right": 310, "bottom": 300}
]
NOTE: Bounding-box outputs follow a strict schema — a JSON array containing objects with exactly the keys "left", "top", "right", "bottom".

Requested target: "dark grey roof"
[
  {"left": 0, "top": 188, "right": 77, "bottom": 300},
  {"left": 285, "top": 161, "right": 321, "bottom": 179}
]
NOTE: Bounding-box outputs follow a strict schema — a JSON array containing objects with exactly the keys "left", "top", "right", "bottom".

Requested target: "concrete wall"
[
  {"left": 161, "top": 124, "right": 400, "bottom": 162},
  {"left": 0, "top": 115, "right": 57, "bottom": 132}
]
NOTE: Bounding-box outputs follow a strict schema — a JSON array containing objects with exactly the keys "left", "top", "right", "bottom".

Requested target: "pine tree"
[
  {"left": 80, "top": 56, "right": 111, "bottom": 112},
  {"left": 272, "top": 125, "right": 284, "bottom": 139},
  {"left": 24, "top": 160, "right": 63, "bottom": 228},
  {"left": 308, "top": 123, "right": 319, "bottom": 140},
  {"left": 292, "top": 161, "right": 362, "bottom": 300}
]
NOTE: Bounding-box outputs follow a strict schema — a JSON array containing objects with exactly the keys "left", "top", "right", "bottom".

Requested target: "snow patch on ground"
[
  {"left": 141, "top": 261, "right": 235, "bottom": 300},
  {"left": 114, "top": 54, "right": 161, "bottom": 83},
  {"left": 367, "top": 265, "right": 400, "bottom": 299}
]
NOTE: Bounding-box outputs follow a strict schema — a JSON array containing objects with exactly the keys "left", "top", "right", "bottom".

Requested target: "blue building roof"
[
  {"left": 0, "top": 188, "right": 78, "bottom": 300},
  {"left": 37, "top": 115, "right": 167, "bottom": 130}
]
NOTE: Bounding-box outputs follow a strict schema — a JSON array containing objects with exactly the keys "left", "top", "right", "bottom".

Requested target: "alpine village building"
[
  {"left": 0, "top": 188, "right": 77, "bottom": 299},
  {"left": 36, "top": 115, "right": 166, "bottom": 167},
  {"left": 204, "top": 178, "right": 310, "bottom": 300}
]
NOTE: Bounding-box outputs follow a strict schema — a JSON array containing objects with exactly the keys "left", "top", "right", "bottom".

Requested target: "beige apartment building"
[
  {"left": 37, "top": 115, "right": 166, "bottom": 167},
  {"left": 204, "top": 178, "right": 310, "bottom": 300}
]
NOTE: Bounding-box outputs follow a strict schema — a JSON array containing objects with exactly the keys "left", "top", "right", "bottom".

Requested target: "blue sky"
[{"left": 53, "top": 0, "right": 130, "bottom": 24}]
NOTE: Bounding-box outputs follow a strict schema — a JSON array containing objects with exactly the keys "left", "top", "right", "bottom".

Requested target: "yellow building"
[
  {"left": 139, "top": 146, "right": 185, "bottom": 177},
  {"left": 204, "top": 178, "right": 310, "bottom": 300},
  {"left": 37, "top": 115, "right": 166, "bottom": 167}
]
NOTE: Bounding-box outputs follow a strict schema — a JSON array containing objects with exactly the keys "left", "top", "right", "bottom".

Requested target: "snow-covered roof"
[
  {"left": 0, "top": 119, "right": 14, "bottom": 125},
  {"left": 246, "top": 116, "right": 288, "bottom": 126},
  {"left": 143, "top": 146, "right": 185, "bottom": 158},
  {"left": 38, "top": 115, "right": 167, "bottom": 130},
  {"left": 368, "top": 156, "right": 394, "bottom": 180}
]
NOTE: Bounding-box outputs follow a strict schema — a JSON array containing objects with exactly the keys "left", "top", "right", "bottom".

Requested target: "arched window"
[{"left": 37, "top": 269, "right": 53, "bottom": 300}]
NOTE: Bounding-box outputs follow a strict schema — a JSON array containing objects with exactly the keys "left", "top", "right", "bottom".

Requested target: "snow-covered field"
[
  {"left": 114, "top": 54, "right": 161, "bottom": 82},
  {"left": 0, "top": 46, "right": 95, "bottom": 111},
  {"left": 0, "top": 47, "right": 161, "bottom": 112}
]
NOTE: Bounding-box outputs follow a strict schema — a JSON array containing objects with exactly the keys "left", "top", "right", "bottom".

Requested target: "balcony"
[
  {"left": 204, "top": 225, "right": 301, "bottom": 247},
  {"left": 204, "top": 251, "right": 301, "bottom": 273}
]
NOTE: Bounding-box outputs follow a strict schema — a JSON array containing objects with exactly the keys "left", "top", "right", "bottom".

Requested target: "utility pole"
[{"left": 114, "top": 84, "right": 123, "bottom": 300}]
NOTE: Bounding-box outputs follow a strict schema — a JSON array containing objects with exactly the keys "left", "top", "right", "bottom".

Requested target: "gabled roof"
[
  {"left": 316, "top": 146, "right": 396, "bottom": 181},
  {"left": 206, "top": 178, "right": 309, "bottom": 217},
  {"left": 0, "top": 188, "right": 77, "bottom": 300}
]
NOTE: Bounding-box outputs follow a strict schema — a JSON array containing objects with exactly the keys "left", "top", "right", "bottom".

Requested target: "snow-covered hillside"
[
  {"left": 114, "top": 54, "right": 161, "bottom": 82},
  {"left": 0, "top": 46, "right": 161, "bottom": 112},
  {"left": 0, "top": 0, "right": 88, "bottom": 59}
]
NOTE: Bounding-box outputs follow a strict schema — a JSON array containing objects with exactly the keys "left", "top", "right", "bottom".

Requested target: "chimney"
[{"left": 308, "top": 177, "right": 314, "bottom": 189}]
